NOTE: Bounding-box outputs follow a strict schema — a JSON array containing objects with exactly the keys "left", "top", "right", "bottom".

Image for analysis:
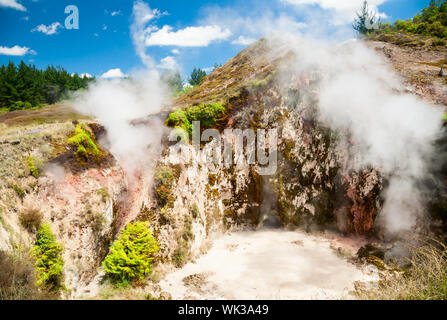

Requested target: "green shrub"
[
  {"left": 173, "top": 217, "right": 195, "bottom": 268},
  {"left": 32, "top": 223, "right": 64, "bottom": 290},
  {"left": 154, "top": 165, "right": 177, "bottom": 208},
  {"left": 185, "top": 103, "right": 226, "bottom": 129},
  {"left": 165, "top": 109, "right": 192, "bottom": 136},
  {"left": 369, "top": 0, "right": 447, "bottom": 39},
  {"left": 67, "top": 124, "right": 101, "bottom": 161},
  {"left": 165, "top": 102, "right": 226, "bottom": 136},
  {"left": 102, "top": 222, "right": 159, "bottom": 282},
  {"left": 27, "top": 156, "right": 43, "bottom": 178}
]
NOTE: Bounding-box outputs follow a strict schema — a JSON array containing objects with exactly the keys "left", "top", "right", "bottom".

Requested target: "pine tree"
[
  {"left": 353, "top": 1, "right": 379, "bottom": 36},
  {"left": 188, "top": 68, "right": 207, "bottom": 86}
]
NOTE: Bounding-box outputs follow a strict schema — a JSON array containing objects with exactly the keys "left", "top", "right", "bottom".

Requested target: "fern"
[
  {"left": 32, "top": 223, "right": 64, "bottom": 290},
  {"left": 102, "top": 222, "right": 159, "bottom": 282}
]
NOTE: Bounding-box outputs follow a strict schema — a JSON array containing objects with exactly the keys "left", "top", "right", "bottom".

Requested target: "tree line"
[
  {"left": 0, "top": 60, "right": 94, "bottom": 112},
  {"left": 354, "top": 0, "right": 447, "bottom": 39},
  {"left": 0, "top": 59, "right": 218, "bottom": 112},
  {"left": 161, "top": 65, "right": 221, "bottom": 96}
]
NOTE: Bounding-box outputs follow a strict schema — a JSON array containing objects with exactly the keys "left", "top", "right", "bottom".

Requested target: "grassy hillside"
[{"left": 369, "top": 0, "right": 447, "bottom": 46}]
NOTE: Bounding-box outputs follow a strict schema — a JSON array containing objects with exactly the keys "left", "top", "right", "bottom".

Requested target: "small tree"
[
  {"left": 102, "top": 222, "right": 159, "bottom": 282},
  {"left": 32, "top": 223, "right": 64, "bottom": 290},
  {"left": 188, "top": 68, "right": 207, "bottom": 86},
  {"left": 161, "top": 71, "right": 183, "bottom": 92},
  {"left": 353, "top": 1, "right": 379, "bottom": 36}
]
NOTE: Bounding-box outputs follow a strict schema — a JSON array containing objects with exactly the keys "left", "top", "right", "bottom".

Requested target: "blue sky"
[{"left": 0, "top": 0, "right": 432, "bottom": 80}]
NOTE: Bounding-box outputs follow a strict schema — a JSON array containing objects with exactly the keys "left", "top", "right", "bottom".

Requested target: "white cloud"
[
  {"left": 145, "top": 25, "right": 231, "bottom": 47},
  {"left": 0, "top": 45, "right": 35, "bottom": 56},
  {"left": 171, "top": 48, "right": 180, "bottom": 55},
  {"left": 199, "top": 7, "right": 308, "bottom": 44},
  {"left": 103, "top": 24, "right": 108, "bottom": 31},
  {"left": 73, "top": 73, "right": 93, "bottom": 78},
  {"left": 0, "top": 0, "right": 26, "bottom": 11},
  {"left": 158, "top": 56, "right": 178, "bottom": 70},
  {"left": 32, "top": 22, "right": 63, "bottom": 35},
  {"left": 111, "top": 10, "right": 121, "bottom": 16},
  {"left": 232, "top": 35, "right": 256, "bottom": 46},
  {"left": 101, "top": 68, "right": 126, "bottom": 79},
  {"left": 281, "top": 0, "right": 388, "bottom": 25},
  {"left": 94, "top": 33, "right": 99, "bottom": 37},
  {"left": 131, "top": 0, "right": 229, "bottom": 69}
]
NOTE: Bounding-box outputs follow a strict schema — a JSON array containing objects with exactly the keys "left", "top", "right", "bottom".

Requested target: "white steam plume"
[
  {"left": 73, "top": 71, "right": 168, "bottom": 173},
  {"left": 280, "top": 35, "right": 444, "bottom": 235},
  {"left": 130, "top": 0, "right": 162, "bottom": 68},
  {"left": 44, "top": 163, "right": 66, "bottom": 185},
  {"left": 72, "top": 1, "right": 171, "bottom": 175}
]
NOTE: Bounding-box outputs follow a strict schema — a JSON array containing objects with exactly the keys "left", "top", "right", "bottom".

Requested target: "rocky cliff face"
[
  {"left": 152, "top": 39, "right": 385, "bottom": 239},
  {"left": 0, "top": 120, "right": 128, "bottom": 296}
]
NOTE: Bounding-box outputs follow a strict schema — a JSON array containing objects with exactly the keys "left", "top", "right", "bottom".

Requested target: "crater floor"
[{"left": 159, "top": 229, "right": 378, "bottom": 300}]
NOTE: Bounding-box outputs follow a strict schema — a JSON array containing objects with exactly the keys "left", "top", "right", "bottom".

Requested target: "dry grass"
[
  {"left": 19, "top": 205, "right": 43, "bottom": 232},
  {"left": 0, "top": 104, "right": 90, "bottom": 127},
  {"left": 357, "top": 240, "right": 447, "bottom": 300},
  {"left": 175, "top": 38, "right": 292, "bottom": 107},
  {"left": 0, "top": 250, "right": 57, "bottom": 300}
]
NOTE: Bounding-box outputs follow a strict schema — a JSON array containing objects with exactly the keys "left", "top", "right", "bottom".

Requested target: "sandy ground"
[{"left": 159, "top": 229, "right": 378, "bottom": 300}]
